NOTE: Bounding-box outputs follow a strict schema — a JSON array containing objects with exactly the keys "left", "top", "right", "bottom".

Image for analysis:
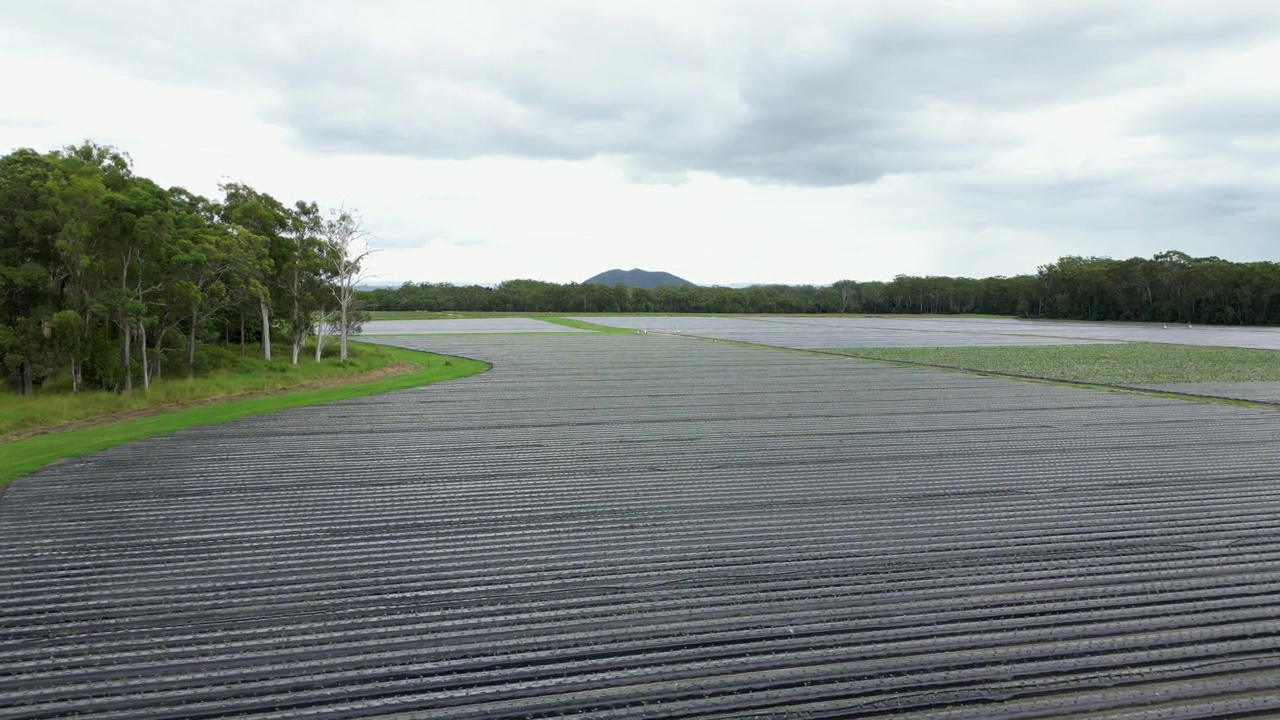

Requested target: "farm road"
[{"left": 4, "top": 333, "right": 1280, "bottom": 717}]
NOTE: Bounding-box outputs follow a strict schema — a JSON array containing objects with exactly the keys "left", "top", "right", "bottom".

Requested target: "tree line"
[
  {"left": 1, "top": 142, "right": 374, "bottom": 395},
  {"left": 362, "top": 251, "right": 1280, "bottom": 324}
]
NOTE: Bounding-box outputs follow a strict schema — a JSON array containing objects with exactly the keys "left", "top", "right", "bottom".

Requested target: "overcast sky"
[{"left": 3, "top": 1, "right": 1278, "bottom": 285}]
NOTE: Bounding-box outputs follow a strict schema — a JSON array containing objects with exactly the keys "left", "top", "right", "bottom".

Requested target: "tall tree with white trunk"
[
  {"left": 1, "top": 141, "right": 383, "bottom": 395},
  {"left": 323, "top": 207, "right": 376, "bottom": 361},
  {"left": 284, "top": 201, "right": 328, "bottom": 364},
  {"left": 218, "top": 182, "right": 290, "bottom": 362}
]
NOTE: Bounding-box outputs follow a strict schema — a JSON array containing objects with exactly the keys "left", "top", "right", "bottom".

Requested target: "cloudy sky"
[{"left": 3, "top": 1, "right": 1278, "bottom": 285}]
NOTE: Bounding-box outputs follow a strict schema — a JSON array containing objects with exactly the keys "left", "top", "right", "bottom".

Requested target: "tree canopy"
[
  {"left": 362, "top": 252, "right": 1280, "bottom": 323},
  {"left": 0, "top": 142, "right": 374, "bottom": 395}
]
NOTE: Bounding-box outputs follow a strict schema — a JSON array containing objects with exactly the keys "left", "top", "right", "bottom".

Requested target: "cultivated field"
[
  {"left": 361, "top": 317, "right": 589, "bottom": 335},
  {"left": 575, "top": 315, "right": 1280, "bottom": 350},
  {"left": 582, "top": 315, "right": 1280, "bottom": 404},
  {"left": 4, "top": 323, "right": 1280, "bottom": 717}
]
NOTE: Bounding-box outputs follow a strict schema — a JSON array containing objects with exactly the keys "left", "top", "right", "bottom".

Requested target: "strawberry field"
[{"left": 4, "top": 331, "right": 1280, "bottom": 718}]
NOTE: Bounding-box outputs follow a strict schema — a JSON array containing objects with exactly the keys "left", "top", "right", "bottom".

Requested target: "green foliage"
[
  {"left": 362, "top": 281, "right": 849, "bottom": 315},
  {"left": 359, "top": 252, "right": 1280, "bottom": 325},
  {"left": 190, "top": 343, "right": 268, "bottom": 375},
  {"left": 828, "top": 343, "right": 1280, "bottom": 385},
  {"left": 0, "top": 343, "right": 488, "bottom": 487},
  {"left": 0, "top": 343, "right": 389, "bottom": 436},
  {"left": 0, "top": 141, "right": 372, "bottom": 396}
]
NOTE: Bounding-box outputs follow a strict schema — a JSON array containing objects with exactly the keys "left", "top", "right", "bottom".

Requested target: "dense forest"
[
  {"left": 1, "top": 143, "right": 373, "bottom": 395},
  {"left": 362, "top": 251, "right": 1280, "bottom": 324}
]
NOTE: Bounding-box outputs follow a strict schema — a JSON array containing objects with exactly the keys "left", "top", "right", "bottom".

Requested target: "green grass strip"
[
  {"left": 0, "top": 343, "right": 488, "bottom": 488},
  {"left": 367, "top": 310, "right": 1013, "bottom": 320},
  {"left": 367, "top": 311, "right": 534, "bottom": 320},
  {"left": 823, "top": 342, "right": 1280, "bottom": 385},
  {"left": 360, "top": 331, "right": 584, "bottom": 337},
  {"left": 1, "top": 344, "right": 404, "bottom": 436},
  {"left": 534, "top": 317, "right": 636, "bottom": 333}
]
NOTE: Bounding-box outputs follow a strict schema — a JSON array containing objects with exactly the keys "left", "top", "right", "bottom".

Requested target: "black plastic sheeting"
[
  {"left": 1130, "top": 381, "right": 1280, "bottom": 405},
  {"left": 4, "top": 333, "right": 1280, "bottom": 718},
  {"left": 575, "top": 315, "right": 1280, "bottom": 350},
  {"left": 361, "top": 318, "right": 585, "bottom": 335}
]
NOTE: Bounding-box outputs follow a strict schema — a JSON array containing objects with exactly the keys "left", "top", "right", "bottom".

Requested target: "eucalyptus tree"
[
  {"left": 50, "top": 143, "right": 140, "bottom": 391},
  {"left": 2, "top": 142, "right": 367, "bottom": 395},
  {"left": 284, "top": 201, "right": 328, "bottom": 364},
  {"left": 322, "top": 207, "right": 376, "bottom": 361},
  {"left": 166, "top": 188, "right": 238, "bottom": 376},
  {"left": 218, "top": 182, "right": 290, "bottom": 361},
  {"left": 0, "top": 149, "right": 63, "bottom": 393},
  {"left": 831, "top": 280, "right": 857, "bottom": 313},
  {"left": 44, "top": 149, "right": 113, "bottom": 390}
]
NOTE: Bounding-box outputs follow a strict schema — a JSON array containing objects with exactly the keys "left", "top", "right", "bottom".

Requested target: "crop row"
[
  {"left": 574, "top": 315, "right": 1280, "bottom": 351},
  {"left": 4, "top": 334, "right": 1280, "bottom": 718}
]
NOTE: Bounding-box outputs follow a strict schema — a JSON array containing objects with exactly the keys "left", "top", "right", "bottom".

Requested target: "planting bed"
[
  {"left": 823, "top": 344, "right": 1280, "bottom": 388},
  {"left": 361, "top": 318, "right": 585, "bottom": 335},
  {"left": 573, "top": 315, "right": 1108, "bottom": 348},
  {"left": 577, "top": 315, "right": 1280, "bottom": 350},
  {"left": 1131, "top": 381, "right": 1280, "bottom": 405},
  {"left": 4, "top": 334, "right": 1280, "bottom": 717}
]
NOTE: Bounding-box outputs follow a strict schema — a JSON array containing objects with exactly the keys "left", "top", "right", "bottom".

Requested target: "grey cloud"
[
  {"left": 1134, "top": 95, "right": 1280, "bottom": 164},
  {"left": 261, "top": 2, "right": 1280, "bottom": 189},
  {"left": 8, "top": 0, "right": 1280, "bottom": 264},
  {"left": 12, "top": 2, "right": 1280, "bottom": 185},
  {"left": 941, "top": 170, "right": 1280, "bottom": 267}
]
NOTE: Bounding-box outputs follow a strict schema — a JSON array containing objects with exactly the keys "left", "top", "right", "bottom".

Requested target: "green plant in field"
[
  {"left": 825, "top": 343, "right": 1280, "bottom": 385},
  {"left": 0, "top": 342, "right": 488, "bottom": 487}
]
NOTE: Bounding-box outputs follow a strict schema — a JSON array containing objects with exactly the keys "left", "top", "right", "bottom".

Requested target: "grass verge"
[
  {"left": 822, "top": 343, "right": 1280, "bottom": 385},
  {"left": 0, "top": 343, "right": 488, "bottom": 488},
  {"left": 367, "top": 310, "right": 1014, "bottom": 321},
  {"left": 1, "top": 343, "right": 406, "bottom": 437},
  {"left": 367, "top": 311, "right": 536, "bottom": 320},
  {"left": 535, "top": 317, "right": 636, "bottom": 333}
]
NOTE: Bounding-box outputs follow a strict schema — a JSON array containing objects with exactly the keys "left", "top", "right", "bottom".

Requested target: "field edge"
[
  {"left": 819, "top": 346, "right": 1279, "bottom": 411},
  {"left": 0, "top": 342, "right": 490, "bottom": 489}
]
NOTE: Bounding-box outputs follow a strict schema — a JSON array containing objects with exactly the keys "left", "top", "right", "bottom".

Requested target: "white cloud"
[{"left": 3, "top": 1, "right": 1279, "bottom": 285}]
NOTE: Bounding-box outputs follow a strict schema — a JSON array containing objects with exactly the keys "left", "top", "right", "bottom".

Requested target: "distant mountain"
[{"left": 584, "top": 268, "right": 696, "bottom": 289}]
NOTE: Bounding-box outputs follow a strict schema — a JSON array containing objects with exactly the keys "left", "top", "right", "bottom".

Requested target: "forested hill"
[
  {"left": 584, "top": 268, "right": 695, "bottom": 289},
  {"left": 364, "top": 251, "right": 1280, "bottom": 324}
]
